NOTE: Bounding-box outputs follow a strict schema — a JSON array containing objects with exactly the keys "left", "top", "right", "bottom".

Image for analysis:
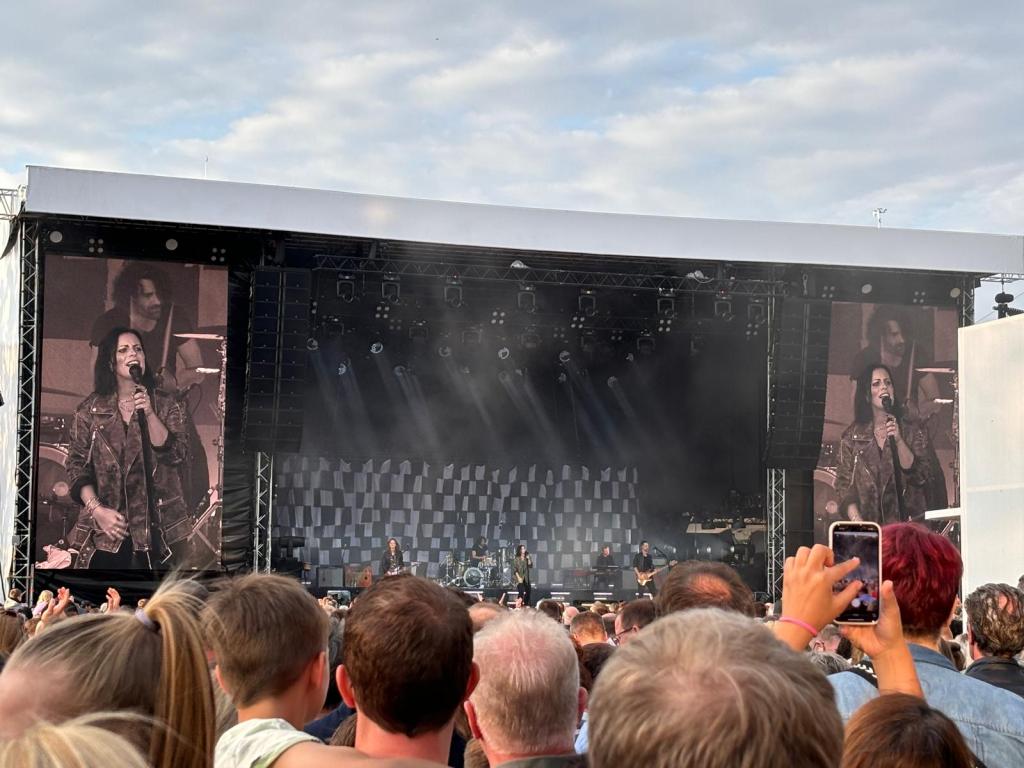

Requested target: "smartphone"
[{"left": 828, "top": 521, "right": 881, "bottom": 625}]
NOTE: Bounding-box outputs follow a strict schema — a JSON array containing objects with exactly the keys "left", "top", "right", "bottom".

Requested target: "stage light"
[
  {"left": 374, "top": 301, "right": 390, "bottom": 320},
  {"left": 912, "top": 289, "right": 927, "bottom": 305},
  {"left": 498, "top": 370, "right": 512, "bottom": 384},
  {"left": 48, "top": 230, "right": 63, "bottom": 244},
  {"left": 438, "top": 344, "right": 452, "bottom": 358},
  {"left": 164, "top": 238, "right": 178, "bottom": 251},
  {"left": 490, "top": 310, "right": 506, "bottom": 326},
  {"left": 558, "top": 350, "right": 571, "bottom": 364},
  {"left": 87, "top": 237, "right": 104, "bottom": 254},
  {"left": 306, "top": 338, "right": 320, "bottom": 351},
  {"left": 444, "top": 281, "right": 463, "bottom": 308},
  {"left": 714, "top": 299, "right": 734, "bottom": 322},
  {"left": 517, "top": 286, "right": 537, "bottom": 313},
  {"left": 370, "top": 341, "right": 384, "bottom": 355},
  {"left": 520, "top": 328, "right": 541, "bottom": 350},
  {"left": 337, "top": 362, "right": 349, "bottom": 376},
  {"left": 337, "top": 275, "right": 357, "bottom": 303},
  {"left": 860, "top": 283, "right": 873, "bottom": 295},
  {"left": 607, "top": 376, "right": 619, "bottom": 388},
  {"left": 381, "top": 278, "right": 400, "bottom": 304},
  {"left": 408, "top": 320, "right": 428, "bottom": 341},
  {"left": 820, "top": 283, "right": 837, "bottom": 300},
  {"left": 636, "top": 335, "right": 655, "bottom": 356},
  {"left": 462, "top": 327, "right": 482, "bottom": 345},
  {"left": 557, "top": 372, "right": 568, "bottom": 384},
  {"left": 497, "top": 347, "right": 511, "bottom": 360},
  {"left": 657, "top": 294, "right": 676, "bottom": 318},
  {"left": 393, "top": 365, "right": 407, "bottom": 377},
  {"left": 657, "top": 317, "right": 672, "bottom": 333},
  {"left": 580, "top": 330, "right": 597, "bottom": 353},
  {"left": 949, "top": 286, "right": 962, "bottom": 299},
  {"left": 579, "top": 290, "right": 597, "bottom": 317}
]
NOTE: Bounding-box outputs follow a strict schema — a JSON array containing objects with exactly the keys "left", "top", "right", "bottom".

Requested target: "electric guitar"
[{"left": 636, "top": 560, "right": 677, "bottom": 586}]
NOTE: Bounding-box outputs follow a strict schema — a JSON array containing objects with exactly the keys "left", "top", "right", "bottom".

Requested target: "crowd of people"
[{"left": 2, "top": 522, "right": 1024, "bottom": 767}]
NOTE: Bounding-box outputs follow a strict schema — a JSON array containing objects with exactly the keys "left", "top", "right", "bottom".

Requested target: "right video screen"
[{"left": 814, "top": 302, "right": 959, "bottom": 542}]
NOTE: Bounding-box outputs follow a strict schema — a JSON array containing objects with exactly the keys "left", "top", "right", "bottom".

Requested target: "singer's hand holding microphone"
[
  {"left": 879, "top": 394, "right": 905, "bottom": 446},
  {"left": 128, "top": 363, "right": 153, "bottom": 416}
]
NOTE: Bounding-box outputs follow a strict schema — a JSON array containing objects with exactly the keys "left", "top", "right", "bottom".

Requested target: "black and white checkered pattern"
[{"left": 273, "top": 457, "right": 640, "bottom": 585}]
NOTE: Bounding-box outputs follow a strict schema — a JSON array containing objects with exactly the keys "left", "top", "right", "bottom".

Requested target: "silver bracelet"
[{"left": 84, "top": 497, "right": 101, "bottom": 512}]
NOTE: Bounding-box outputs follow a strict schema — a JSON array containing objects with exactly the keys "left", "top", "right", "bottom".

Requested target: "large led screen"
[{"left": 35, "top": 255, "right": 227, "bottom": 570}]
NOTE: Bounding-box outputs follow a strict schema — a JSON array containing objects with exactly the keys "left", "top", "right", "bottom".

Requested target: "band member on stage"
[
  {"left": 90, "top": 261, "right": 210, "bottom": 514},
  {"left": 594, "top": 544, "right": 616, "bottom": 588},
  {"left": 380, "top": 537, "right": 405, "bottom": 576},
  {"left": 850, "top": 306, "right": 947, "bottom": 509},
  {"left": 471, "top": 536, "right": 489, "bottom": 563},
  {"left": 513, "top": 544, "right": 533, "bottom": 606},
  {"left": 834, "top": 364, "right": 931, "bottom": 525},
  {"left": 632, "top": 541, "right": 658, "bottom": 598},
  {"left": 66, "top": 328, "right": 193, "bottom": 569}
]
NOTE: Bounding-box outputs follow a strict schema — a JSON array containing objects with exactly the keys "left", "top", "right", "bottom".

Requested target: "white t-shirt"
[{"left": 215, "top": 717, "right": 319, "bottom": 768}]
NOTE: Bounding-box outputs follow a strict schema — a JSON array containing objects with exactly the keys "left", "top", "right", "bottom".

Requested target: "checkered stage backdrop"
[{"left": 273, "top": 457, "right": 640, "bottom": 587}]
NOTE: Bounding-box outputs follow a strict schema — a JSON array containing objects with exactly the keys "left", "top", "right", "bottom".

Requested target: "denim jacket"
[{"left": 830, "top": 643, "right": 1024, "bottom": 768}]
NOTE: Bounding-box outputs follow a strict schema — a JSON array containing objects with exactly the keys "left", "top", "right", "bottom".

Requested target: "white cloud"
[{"left": 0, "top": 1, "right": 1021, "bottom": 236}]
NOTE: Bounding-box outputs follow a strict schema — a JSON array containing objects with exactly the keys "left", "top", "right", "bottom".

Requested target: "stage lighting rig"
[
  {"left": 636, "top": 334, "right": 655, "bottom": 356},
  {"left": 337, "top": 274, "right": 357, "bottom": 303},
  {"left": 520, "top": 328, "right": 541, "bottom": 350},
  {"left": 370, "top": 341, "right": 384, "bottom": 355},
  {"left": 381, "top": 275, "right": 400, "bottom": 304}
]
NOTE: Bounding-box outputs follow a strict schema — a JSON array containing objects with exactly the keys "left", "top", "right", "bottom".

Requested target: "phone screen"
[{"left": 830, "top": 522, "right": 881, "bottom": 624}]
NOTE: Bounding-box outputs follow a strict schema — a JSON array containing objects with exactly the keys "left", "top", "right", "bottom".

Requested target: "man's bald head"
[{"left": 657, "top": 561, "right": 755, "bottom": 617}]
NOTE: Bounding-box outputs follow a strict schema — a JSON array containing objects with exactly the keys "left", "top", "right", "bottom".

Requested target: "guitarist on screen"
[{"left": 633, "top": 541, "right": 675, "bottom": 598}]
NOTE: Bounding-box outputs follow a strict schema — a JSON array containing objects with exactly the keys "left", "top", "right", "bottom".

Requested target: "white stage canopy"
[{"left": 24, "top": 166, "right": 1024, "bottom": 275}]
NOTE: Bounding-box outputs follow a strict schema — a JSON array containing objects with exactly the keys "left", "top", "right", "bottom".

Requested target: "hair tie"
[{"left": 135, "top": 609, "right": 158, "bottom": 632}]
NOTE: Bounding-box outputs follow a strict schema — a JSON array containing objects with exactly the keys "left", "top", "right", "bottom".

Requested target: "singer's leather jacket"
[
  {"left": 66, "top": 390, "right": 192, "bottom": 568},
  {"left": 834, "top": 417, "right": 932, "bottom": 525}
]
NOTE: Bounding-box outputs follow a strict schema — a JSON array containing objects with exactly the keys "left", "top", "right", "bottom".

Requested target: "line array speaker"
[
  {"left": 242, "top": 267, "right": 311, "bottom": 452},
  {"left": 765, "top": 298, "right": 831, "bottom": 469}
]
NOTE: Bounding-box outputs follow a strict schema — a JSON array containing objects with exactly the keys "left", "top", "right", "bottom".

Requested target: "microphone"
[
  {"left": 128, "top": 364, "right": 146, "bottom": 416},
  {"left": 880, "top": 394, "right": 899, "bottom": 455}
]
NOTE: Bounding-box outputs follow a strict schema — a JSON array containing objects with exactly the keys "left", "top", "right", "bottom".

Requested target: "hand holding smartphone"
[{"left": 829, "top": 521, "right": 882, "bottom": 625}]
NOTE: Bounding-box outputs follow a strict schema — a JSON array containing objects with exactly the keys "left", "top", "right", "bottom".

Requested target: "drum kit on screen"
[
  {"left": 35, "top": 331, "right": 226, "bottom": 569},
  {"left": 438, "top": 547, "right": 514, "bottom": 590}
]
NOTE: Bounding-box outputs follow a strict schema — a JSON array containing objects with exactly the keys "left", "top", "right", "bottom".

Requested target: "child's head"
[
  {"left": 203, "top": 573, "right": 330, "bottom": 719},
  {"left": 0, "top": 715, "right": 151, "bottom": 768},
  {"left": 0, "top": 581, "right": 214, "bottom": 768}
]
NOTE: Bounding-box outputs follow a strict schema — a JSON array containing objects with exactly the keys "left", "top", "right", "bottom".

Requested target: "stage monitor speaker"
[
  {"left": 765, "top": 298, "right": 831, "bottom": 469},
  {"left": 317, "top": 565, "right": 346, "bottom": 589},
  {"left": 243, "top": 267, "right": 311, "bottom": 452}
]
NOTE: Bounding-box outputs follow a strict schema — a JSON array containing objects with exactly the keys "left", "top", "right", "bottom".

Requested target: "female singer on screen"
[
  {"left": 66, "top": 327, "right": 193, "bottom": 569},
  {"left": 833, "top": 363, "right": 931, "bottom": 525},
  {"left": 380, "top": 537, "right": 405, "bottom": 576},
  {"left": 513, "top": 544, "right": 533, "bottom": 606}
]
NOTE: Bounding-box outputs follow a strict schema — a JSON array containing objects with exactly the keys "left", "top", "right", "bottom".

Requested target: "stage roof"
[{"left": 23, "top": 165, "right": 1024, "bottom": 274}]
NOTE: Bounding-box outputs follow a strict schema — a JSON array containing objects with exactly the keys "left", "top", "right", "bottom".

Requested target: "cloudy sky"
[{"left": 2, "top": 2, "right": 1021, "bottom": 312}]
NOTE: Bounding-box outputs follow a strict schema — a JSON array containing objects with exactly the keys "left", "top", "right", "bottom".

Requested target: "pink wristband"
[{"left": 778, "top": 616, "right": 818, "bottom": 637}]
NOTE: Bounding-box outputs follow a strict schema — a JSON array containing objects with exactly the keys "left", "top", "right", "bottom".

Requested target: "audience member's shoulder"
[
  {"left": 274, "top": 740, "right": 447, "bottom": 768},
  {"left": 828, "top": 669, "right": 879, "bottom": 720}
]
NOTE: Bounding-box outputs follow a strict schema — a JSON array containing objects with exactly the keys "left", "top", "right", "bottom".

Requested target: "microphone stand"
[
  {"left": 130, "top": 367, "right": 159, "bottom": 568},
  {"left": 882, "top": 398, "right": 907, "bottom": 521}
]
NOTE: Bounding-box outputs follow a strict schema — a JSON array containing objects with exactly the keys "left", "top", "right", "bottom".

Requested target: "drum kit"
[
  {"left": 35, "top": 330, "right": 227, "bottom": 568},
  {"left": 438, "top": 547, "right": 514, "bottom": 589}
]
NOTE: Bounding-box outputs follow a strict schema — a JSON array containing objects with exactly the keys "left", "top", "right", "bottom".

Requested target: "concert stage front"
[{"left": 4, "top": 166, "right": 1016, "bottom": 604}]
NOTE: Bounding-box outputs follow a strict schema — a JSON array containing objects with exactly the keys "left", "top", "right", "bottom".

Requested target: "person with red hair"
[{"left": 830, "top": 523, "right": 1024, "bottom": 767}]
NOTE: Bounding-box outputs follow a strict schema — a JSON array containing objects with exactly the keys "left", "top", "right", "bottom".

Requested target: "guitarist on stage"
[{"left": 633, "top": 541, "right": 659, "bottom": 598}]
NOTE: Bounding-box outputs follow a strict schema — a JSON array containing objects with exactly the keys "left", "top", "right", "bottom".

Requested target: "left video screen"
[{"left": 35, "top": 254, "right": 227, "bottom": 570}]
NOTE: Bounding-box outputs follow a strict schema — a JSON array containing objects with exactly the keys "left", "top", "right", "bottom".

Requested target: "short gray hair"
[
  {"left": 589, "top": 609, "right": 843, "bottom": 768},
  {"left": 470, "top": 609, "right": 580, "bottom": 755}
]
